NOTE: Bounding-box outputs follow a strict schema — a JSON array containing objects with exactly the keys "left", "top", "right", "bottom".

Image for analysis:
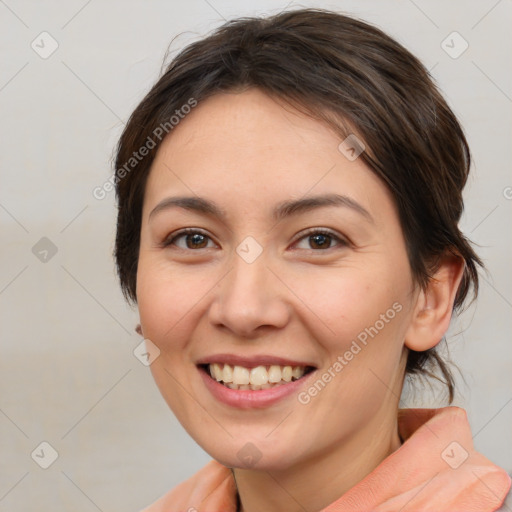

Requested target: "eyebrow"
[{"left": 148, "top": 193, "right": 373, "bottom": 223}]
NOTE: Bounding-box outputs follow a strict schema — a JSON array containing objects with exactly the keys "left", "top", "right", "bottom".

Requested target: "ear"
[{"left": 404, "top": 253, "right": 465, "bottom": 352}]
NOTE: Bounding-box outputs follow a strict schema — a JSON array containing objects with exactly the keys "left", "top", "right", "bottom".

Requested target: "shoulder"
[{"left": 140, "top": 460, "right": 237, "bottom": 512}]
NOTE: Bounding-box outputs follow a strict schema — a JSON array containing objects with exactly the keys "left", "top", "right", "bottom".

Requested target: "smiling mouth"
[{"left": 199, "top": 363, "right": 316, "bottom": 391}]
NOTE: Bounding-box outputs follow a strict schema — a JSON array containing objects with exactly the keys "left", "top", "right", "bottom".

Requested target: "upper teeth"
[{"left": 208, "top": 363, "right": 306, "bottom": 386}]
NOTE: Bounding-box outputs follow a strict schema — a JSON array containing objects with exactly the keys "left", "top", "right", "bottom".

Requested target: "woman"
[{"left": 113, "top": 8, "right": 511, "bottom": 511}]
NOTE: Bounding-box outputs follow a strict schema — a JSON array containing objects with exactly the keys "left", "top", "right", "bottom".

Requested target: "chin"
[{"left": 196, "top": 434, "right": 304, "bottom": 471}]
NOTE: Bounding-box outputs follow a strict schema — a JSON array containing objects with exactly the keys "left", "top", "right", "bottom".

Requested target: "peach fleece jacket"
[{"left": 142, "top": 407, "right": 511, "bottom": 512}]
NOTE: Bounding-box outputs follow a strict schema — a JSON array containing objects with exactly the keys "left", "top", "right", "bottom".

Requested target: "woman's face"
[{"left": 137, "top": 88, "right": 418, "bottom": 470}]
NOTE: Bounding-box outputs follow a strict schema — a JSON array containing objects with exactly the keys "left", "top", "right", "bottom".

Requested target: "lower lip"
[{"left": 198, "top": 366, "right": 316, "bottom": 409}]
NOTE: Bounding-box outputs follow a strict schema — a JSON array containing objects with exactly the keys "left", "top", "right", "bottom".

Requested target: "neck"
[{"left": 233, "top": 411, "right": 402, "bottom": 512}]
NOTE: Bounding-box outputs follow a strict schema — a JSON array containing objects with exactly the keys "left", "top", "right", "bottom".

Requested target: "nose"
[{"left": 208, "top": 250, "right": 291, "bottom": 338}]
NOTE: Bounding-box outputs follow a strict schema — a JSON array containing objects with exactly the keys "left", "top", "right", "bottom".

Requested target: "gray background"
[{"left": 1, "top": 0, "right": 511, "bottom": 510}]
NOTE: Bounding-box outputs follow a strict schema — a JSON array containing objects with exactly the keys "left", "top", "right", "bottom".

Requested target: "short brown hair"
[{"left": 114, "top": 8, "right": 482, "bottom": 401}]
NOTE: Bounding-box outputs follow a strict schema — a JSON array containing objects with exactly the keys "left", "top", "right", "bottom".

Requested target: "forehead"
[{"left": 143, "top": 89, "right": 396, "bottom": 224}]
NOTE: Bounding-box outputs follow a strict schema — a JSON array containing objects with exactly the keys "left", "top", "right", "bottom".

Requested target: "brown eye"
[
  {"left": 163, "top": 229, "right": 215, "bottom": 250},
  {"left": 309, "top": 233, "right": 332, "bottom": 249},
  {"left": 184, "top": 233, "right": 208, "bottom": 249},
  {"left": 294, "top": 229, "right": 348, "bottom": 251}
]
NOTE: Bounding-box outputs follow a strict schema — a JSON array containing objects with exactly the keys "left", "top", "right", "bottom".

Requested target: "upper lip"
[{"left": 196, "top": 354, "right": 316, "bottom": 369}]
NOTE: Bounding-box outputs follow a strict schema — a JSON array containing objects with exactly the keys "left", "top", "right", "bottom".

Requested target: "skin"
[{"left": 136, "top": 88, "right": 464, "bottom": 512}]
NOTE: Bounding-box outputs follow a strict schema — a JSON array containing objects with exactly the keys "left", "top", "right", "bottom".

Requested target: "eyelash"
[{"left": 161, "top": 227, "right": 349, "bottom": 252}]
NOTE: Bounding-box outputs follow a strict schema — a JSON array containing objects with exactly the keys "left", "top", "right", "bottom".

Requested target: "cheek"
[
  {"left": 290, "top": 264, "right": 406, "bottom": 351},
  {"left": 136, "top": 255, "right": 209, "bottom": 352},
  {"left": 290, "top": 263, "right": 412, "bottom": 410}
]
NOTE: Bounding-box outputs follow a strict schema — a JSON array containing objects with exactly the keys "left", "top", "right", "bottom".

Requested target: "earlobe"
[{"left": 404, "top": 254, "right": 465, "bottom": 352}]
